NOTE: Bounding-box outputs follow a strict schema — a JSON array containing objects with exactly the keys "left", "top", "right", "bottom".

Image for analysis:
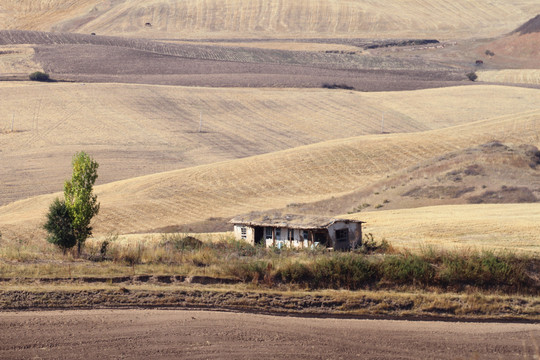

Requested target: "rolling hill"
[
  {"left": 2, "top": 83, "right": 539, "bottom": 206},
  {"left": 2, "top": 0, "right": 539, "bottom": 40},
  {"left": 1, "top": 101, "right": 538, "bottom": 242},
  {"left": 348, "top": 203, "right": 540, "bottom": 254}
]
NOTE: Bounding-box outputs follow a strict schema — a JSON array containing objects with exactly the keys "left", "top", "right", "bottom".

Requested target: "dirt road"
[{"left": 1, "top": 309, "right": 538, "bottom": 359}]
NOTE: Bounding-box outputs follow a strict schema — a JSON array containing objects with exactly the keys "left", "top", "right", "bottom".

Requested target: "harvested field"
[
  {"left": 0, "top": 45, "right": 42, "bottom": 74},
  {"left": 349, "top": 204, "right": 540, "bottom": 254},
  {"left": 3, "top": 0, "right": 540, "bottom": 40},
  {"left": 478, "top": 69, "right": 540, "bottom": 85},
  {"left": 0, "top": 30, "right": 466, "bottom": 90},
  {"left": 298, "top": 141, "right": 540, "bottom": 218},
  {"left": 0, "top": 30, "right": 449, "bottom": 72},
  {"left": 31, "top": 43, "right": 461, "bottom": 90},
  {"left": 1, "top": 101, "right": 538, "bottom": 241},
  {"left": 3, "top": 83, "right": 538, "bottom": 206}
]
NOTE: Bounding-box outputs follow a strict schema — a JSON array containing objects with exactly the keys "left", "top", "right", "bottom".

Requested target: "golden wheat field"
[
  {"left": 1, "top": 95, "right": 538, "bottom": 243},
  {"left": 348, "top": 204, "right": 540, "bottom": 254},
  {"left": 478, "top": 70, "right": 540, "bottom": 85},
  {"left": 2, "top": 83, "right": 540, "bottom": 206},
  {"left": 0, "top": 45, "right": 41, "bottom": 75},
  {"left": 1, "top": 0, "right": 539, "bottom": 40}
]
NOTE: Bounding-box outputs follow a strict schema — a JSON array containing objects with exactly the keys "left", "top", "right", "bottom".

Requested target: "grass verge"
[{"left": 0, "top": 283, "right": 538, "bottom": 321}]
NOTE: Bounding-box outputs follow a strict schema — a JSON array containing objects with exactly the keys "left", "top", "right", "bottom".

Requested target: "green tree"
[
  {"left": 64, "top": 151, "right": 100, "bottom": 256},
  {"left": 43, "top": 198, "right": 76, "bottom": 254}
]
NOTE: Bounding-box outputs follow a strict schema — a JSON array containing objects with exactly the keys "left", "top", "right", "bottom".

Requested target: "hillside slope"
[
  {"left": 1, "top": 0, "right": 539, "bottom": 40},
  {"left": 2, "top": 83, "right": 539, "bottom": 206},
  {"left": 1, "top": 107, "right": 538, "bottom": 240},
  {"left": 348, "top": 203, "right": 540, "bottom": 254}
]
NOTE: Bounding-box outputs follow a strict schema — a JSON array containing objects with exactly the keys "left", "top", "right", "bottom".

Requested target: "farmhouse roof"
[{"left": 229, "top": 213, "right": 364, "bottom": 230}]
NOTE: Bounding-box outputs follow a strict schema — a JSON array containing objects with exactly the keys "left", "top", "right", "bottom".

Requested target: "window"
[
  {"left": 265, "top": 227, "right": 273, "bottom": 240},
  {"left": 335, "top": 228, "right": 348, "bottom": 242},
  {"left": 303, "top": 230, "right": 309, "bottom": 241},
  {"left": 240, "top": 227, "right": 247, "bottom": 240},
  {"left": 275, "top": 228, "right": 281, "bottom": 240},
  {"left": 288, "top": 229, "right": 294, "bottom": 241}
]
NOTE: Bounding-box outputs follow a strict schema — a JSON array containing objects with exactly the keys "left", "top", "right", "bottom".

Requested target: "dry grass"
[
  {"left": 347, "top": 204, "right": 540, "bottom": 254},
  {"left": 478, "top": 70, "right": 540, "bottom": 85},
  {"left": 3, "top": 0, "right": 539, "bottom": 40},
  {"left": 1, "top": 283, "right": 538, "bottom": 320},
  {"left": 0, "top": 45, "right": 42, "bottom": 74}
]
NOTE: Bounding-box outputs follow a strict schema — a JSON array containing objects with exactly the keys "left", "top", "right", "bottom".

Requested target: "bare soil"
[
  {"left": 0, "top": 309, "right": 538, "bottom": 359},
  {"left": 31, "top": 44, "right": 462, "bottom": 91},
  {"left": 0, "top": 30, "right": 464, "bottom": 90}
]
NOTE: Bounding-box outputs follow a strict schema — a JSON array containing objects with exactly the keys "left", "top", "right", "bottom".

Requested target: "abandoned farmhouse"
[{"left": 230, "top": 214, "right": 364, "bottom": 250}]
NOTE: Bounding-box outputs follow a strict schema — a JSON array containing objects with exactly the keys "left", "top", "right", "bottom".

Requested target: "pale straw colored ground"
[{"left": 2, "top": 0, "right": 539, "bottom": 40}]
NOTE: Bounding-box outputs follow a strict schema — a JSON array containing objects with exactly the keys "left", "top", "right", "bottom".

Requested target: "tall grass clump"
[
  {"left": 277, "top": 254, "right": 376, "bottom": 290},
  {"left": 226, "top": 260, "right": 272, "bottom": 283},
  {"left": 380, "top": 253, "right": 435, "bottom": 285},
  {"left": 438, "top": 251, "right": 528, "bottom": 289}
]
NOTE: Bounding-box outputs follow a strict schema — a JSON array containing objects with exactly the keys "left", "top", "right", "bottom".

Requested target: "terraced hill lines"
[
  {"left": 3, "top": 0, "right": 538, "bottom": 40},
  {"left": 0, "top": 30, "right": 448, "bottom": 74},
  {"left": 0, "top": 83, "right": 419, "bottom": 205},
  {"left": 1, "top": 107, "right": 538, "bottom": 239},
  {"left": 0, "top": 0, "right": 99, "bottom": 31},
  {"left": 348, "top": 204, "right": 540, "bottom": 254}
]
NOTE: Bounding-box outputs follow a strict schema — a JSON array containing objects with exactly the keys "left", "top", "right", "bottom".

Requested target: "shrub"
[
  {"left": 466, "top": 72, "right": 478, "bottom": 82},
  {"left": 160, "top": 233, "right": 203, "bottom": 251},
  {"left": 227, "top": 260, "right": 271, "bottom": 283},
  {"left": 381, "top": 253, "right": 435, "bottom": 285},
  {"left": 29, "top": 71, "right": 50, "bottom": 82},
  {"left": 43, "top": 198, "right": 76, "bottom": 254},
  {"left": 309, "top": 254, "right": 375, "bottom": 289},
  {"left": 438, "top": 251, "right": 527, "bottom": 288},
  {"left": 322, "top": 83, "right": 354, "bottom": 90}
]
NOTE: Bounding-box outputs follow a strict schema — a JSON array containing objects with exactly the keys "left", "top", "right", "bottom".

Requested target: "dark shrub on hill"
[{"left": 29, "top": 71, "right": 50, "bottom": 82}]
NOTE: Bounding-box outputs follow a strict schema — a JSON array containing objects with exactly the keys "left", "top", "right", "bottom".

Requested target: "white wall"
[
  {"left": 233, "top": 225, "right": 255, "bottom": 245},
  {"left": 234, "top": 222, "right": 362, "bottom": 250}
]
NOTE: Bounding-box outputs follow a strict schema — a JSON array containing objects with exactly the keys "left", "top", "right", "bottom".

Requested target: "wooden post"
[{"left": 272, "top": 228, "right": 276, "bottom": 247}]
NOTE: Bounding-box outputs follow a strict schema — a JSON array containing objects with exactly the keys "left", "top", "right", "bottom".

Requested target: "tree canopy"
[
  {"left": 43, "top": 198, "right": 76, "bottom": 254},
  {"left": 44, "top": 151, "right": 100, "bottom": 255},
  {"left": 64, "top": 151, "right": 100, "bottom": 255}
]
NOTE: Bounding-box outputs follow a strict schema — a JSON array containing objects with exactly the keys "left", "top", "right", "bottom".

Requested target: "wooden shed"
[{"left": 230, "top": 214, "right": 364, "bottom": 250}]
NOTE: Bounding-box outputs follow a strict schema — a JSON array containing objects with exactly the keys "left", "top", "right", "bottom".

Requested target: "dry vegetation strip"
[
  {"left": 1, "top": 284, "right": 538, "bottom": 321},
  {"left": 1, "top": 234, "right": 538, "bottom": 319}
]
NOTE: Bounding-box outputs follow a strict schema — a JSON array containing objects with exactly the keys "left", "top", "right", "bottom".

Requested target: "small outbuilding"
[{"left": 230, "top": 214, "right": 364, "bottom": 251}]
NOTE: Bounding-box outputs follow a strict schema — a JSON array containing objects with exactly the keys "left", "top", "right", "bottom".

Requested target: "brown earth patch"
[
  {"left": 402, "top": 186, "right": 475, "bottom": 199},
  {"left": 468, "top": 186, "right": 538, "bottom": 204},
  {"left": 513, "top": 14, "right": 540, "bottom": 35},
  {"left": 1, "top": 309, "right": 538, "bottom": 360}
]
